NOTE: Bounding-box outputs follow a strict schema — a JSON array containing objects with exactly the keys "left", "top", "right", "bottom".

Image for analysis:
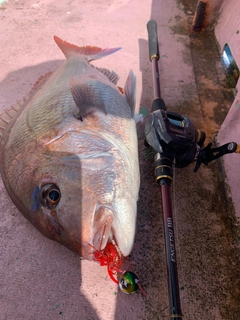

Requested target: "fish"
[{"left": 0, "top": 36, "right": 140, "bottom": 261}]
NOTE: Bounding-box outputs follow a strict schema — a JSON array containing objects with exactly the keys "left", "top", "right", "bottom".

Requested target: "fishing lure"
[
  {"left": 93, "top": 238, "right": 124, "bottom": 284},
  {"left": 89, "top": 226, "right": 146, "bottom": 296}
]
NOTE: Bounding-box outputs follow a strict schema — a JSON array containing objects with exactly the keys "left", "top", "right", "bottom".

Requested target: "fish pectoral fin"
[
  {"left": 54, "top": 36, "right": 121, "bottom": 61},
  {"left": 124, "top": 70, "right": 136, "bottom": 117},
  {"left": 70, "top": 79, "right": 107, "bottom": 119},
  {"left": 134, "top": 113, "right": 148, "bottom": 138},
  {"left": 95, "top": 67, "right": 120, "bottom": 85}
]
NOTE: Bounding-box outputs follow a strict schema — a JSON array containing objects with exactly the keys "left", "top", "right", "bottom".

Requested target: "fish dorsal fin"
[
  {"left": 0, "top": 104, "right": 22, "bottom": 139},
  {"left": 95, "top": 67, "right": 120, "bottom": 85},
  {"left": 124, "top": 70, "right": 136, "bottom": 117},
  {"left": 54, "top": 36, "right": 121, "bottom": 61},
  {"left": 0, "top": 72, "right": 53, "bottom": 141}
]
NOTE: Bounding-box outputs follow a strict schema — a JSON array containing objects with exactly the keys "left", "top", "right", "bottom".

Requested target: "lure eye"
[{"left": 39, "top": 184, "right": 61, "bottom": 209}]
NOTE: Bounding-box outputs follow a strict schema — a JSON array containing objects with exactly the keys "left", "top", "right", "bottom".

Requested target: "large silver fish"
[{"left": 0, "top": 36, "right": 139, "bottom": 260}]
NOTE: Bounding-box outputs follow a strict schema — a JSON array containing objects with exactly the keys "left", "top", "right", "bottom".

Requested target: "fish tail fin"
[{"left": 53, "top": 36, "right": 121, "bottom": 61}]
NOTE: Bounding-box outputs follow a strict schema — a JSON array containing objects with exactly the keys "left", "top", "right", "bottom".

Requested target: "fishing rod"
[{"left": 145, "top": 19, "right": 239, "bottom": 319}]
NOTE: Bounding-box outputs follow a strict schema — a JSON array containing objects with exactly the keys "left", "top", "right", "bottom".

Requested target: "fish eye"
[{"left": 39, "top": 184, "right": 61, "bottom": 209}]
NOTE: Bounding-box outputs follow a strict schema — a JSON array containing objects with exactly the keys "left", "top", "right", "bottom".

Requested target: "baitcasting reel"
[{"left": 144, "top": 108, "right": 238, "bottom": 173}]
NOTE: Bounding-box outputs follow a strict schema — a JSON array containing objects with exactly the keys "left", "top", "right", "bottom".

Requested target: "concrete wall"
[
  {"left": 215, "top": 0, "right": 240, "bottom": 91},
  {"left": 215, "top": 0, "right": 240, "bottom": 224}
]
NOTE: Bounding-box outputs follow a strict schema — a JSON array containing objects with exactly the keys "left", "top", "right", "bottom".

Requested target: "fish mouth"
[
  {"left": 92, "top": 206, "right": 133, "bottom": 259},
  {"left": 92, "top": 216, "right": 113, "bottom": 252},
  {"left": 92, "top": 206, "right": 114, "bottom": 253}
]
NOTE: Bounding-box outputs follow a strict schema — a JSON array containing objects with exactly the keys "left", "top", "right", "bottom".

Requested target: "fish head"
[
  {"left": 14, "top": 149, "right": 95, "bottom": 259},
  {"left": 6, "top": 127, "right": 138, "bottom": 261}
]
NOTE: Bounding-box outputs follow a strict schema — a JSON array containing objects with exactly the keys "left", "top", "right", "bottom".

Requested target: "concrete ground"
[{"left": 0, "top": 0, "right": 240, "bottom": 319}]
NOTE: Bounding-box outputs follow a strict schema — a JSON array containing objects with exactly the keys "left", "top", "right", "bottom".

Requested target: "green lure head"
[{"left": 119, "top": 271, "right": 139, "bottom": 294}]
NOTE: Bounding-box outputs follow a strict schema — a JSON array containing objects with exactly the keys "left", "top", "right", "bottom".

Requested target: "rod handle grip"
[{"left": 147, "top": 20, "right": 159, "bottom": 61}]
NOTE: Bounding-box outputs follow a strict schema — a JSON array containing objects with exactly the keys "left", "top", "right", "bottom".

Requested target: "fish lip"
[
  {"left": 111, "top": 219, "right": 134, "bottom": 257},
  {"left": 92, "top": 206, "right": 114, "bottom": 253},
  {"left": 92, "top": 222, "right": 112, "bottom": 252}
]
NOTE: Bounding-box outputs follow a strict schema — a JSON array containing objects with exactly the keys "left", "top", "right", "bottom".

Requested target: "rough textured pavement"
[{"left": 1, "top": 0, "right": 240, "bottom": 319}]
